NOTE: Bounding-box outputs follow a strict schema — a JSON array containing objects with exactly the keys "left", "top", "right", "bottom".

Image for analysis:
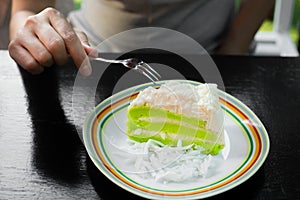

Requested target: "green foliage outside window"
[{"left": 73, "top": 0, "right": 82, "bottom": 10}]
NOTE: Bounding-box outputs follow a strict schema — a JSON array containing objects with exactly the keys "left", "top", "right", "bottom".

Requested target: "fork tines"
[{"left": 136, "top": 62, "right": 161, "bottom": 83}]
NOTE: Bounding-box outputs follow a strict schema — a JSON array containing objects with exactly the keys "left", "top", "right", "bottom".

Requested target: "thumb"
[{"left": 83, "top": 44, "right": 98, "bottom": 57}]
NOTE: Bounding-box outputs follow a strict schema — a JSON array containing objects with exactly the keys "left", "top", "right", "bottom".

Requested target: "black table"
[{"left": 1, "top": 50, "right": 300, "bottom": 199}]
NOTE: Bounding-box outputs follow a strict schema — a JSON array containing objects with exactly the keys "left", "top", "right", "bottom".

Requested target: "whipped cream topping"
[{"left": 129, "top": 81, "right": 224, "bottom": 136}]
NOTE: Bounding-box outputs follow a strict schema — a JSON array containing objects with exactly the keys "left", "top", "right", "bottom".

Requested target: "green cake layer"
[{"left": 126, "top": 105, "right": 224, "bottom": 155}]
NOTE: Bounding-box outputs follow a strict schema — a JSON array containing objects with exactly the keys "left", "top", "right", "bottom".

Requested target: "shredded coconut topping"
[{"left": 118, "top": 139, "right": 212, "bottom": 183}]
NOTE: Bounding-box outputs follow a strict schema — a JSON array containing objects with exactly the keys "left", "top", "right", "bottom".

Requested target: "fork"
[{"left": 90, "top": 57, "right": 161, "bottom": 83}]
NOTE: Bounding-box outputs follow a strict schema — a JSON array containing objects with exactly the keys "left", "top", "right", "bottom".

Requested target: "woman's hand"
[{"left": 9, "top": 7, "right": 93, "bottom": 76}]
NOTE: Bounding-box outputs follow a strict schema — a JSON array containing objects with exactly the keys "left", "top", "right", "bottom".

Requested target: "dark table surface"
[{"left": 0, "top": 50, "right": 300, "bottom": 200}]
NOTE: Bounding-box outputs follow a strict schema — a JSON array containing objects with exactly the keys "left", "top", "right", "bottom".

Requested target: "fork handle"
[{"left": 89, "top": 57, "right": 123, "bottom": 64}]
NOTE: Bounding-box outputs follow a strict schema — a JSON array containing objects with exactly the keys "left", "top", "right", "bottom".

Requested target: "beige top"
[{"left": 68, "top": 0, "right": 235, "bottom": 53}]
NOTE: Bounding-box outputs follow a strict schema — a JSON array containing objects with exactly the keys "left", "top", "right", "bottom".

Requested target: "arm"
[
  {"left": 218, "top": 0, "right": 275, "bottom": 55},
  {"left": 9, "top": 0, "right": 93, "bottom": 76}
]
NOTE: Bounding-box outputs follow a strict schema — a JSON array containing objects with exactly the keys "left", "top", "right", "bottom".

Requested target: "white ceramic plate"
[{"left": 83, "top": 80, "right": 270, "bottom": 199}]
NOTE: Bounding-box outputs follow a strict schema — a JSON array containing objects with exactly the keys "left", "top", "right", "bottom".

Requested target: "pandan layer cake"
[{"left": 126, "top": 81, "right": 225, "bottom": 155}]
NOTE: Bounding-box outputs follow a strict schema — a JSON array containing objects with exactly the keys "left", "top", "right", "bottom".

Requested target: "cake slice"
[{"left": 126, "top": 81, "right": 225, "bottom": 155}]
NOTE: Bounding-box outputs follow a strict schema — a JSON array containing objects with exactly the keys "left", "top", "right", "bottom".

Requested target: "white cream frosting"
[{"left": 129, "top": 81, "right": 224, "bottom": 136}]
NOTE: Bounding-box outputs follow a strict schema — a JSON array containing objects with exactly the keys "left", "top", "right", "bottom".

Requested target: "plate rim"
[{"left": 83, "top": 80, "right": 270, "bottom": 199}]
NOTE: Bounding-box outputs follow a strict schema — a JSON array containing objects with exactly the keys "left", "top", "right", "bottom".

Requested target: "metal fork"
[{"left": 90, "top": 57, "right": 161, "bottom": 82}]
